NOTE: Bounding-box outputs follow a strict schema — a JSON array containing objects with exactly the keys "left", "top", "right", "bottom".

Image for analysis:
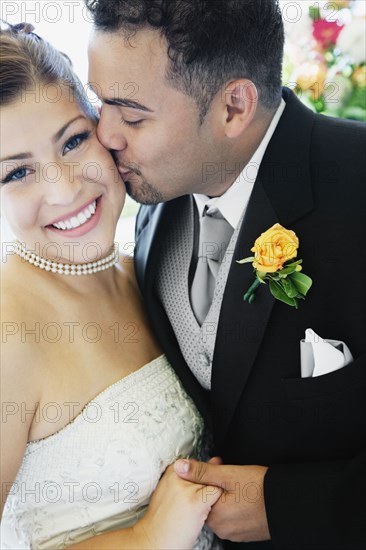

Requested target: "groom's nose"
[{"left": 97, "top": 105, "right": 127, "bottom": 152}]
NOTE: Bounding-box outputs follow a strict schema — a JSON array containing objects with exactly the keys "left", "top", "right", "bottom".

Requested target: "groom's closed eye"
[
  {"left": 120, "top": 116, "right": 144, "bottom": 128},
  {"left": 114, "top": 106, "right": 147, "bottom": 128}
]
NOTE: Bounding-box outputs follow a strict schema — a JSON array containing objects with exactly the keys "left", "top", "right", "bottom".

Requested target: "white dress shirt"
[{"left": 193, "top": 98, "right": 286, "bottom": 229}]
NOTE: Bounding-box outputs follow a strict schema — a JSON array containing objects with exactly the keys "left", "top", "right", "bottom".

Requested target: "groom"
[{"left": 86, "top": 0, "right": 366, "bottom": 548}]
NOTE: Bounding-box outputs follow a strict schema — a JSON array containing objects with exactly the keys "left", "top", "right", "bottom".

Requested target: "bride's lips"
[{"left": 46, "top": 196, "right": 103, "bottom": 238}]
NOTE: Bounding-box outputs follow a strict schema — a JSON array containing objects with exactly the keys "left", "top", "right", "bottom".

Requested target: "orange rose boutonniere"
[{"left": 237, "top": 223, "right": 313, "bottom": 308}]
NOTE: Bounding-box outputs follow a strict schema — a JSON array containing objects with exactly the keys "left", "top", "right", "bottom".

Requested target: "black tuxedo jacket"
[{"left": 134, "top": 89, "right": 366, "bottom": 550}]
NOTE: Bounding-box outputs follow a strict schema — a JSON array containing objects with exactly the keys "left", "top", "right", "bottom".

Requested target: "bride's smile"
[{"left": 46, "top": 196, "right": 101, "bottom": 236}]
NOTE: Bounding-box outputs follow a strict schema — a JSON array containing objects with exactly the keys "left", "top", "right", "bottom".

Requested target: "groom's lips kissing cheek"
[{"left": 116, "top": 164, "right": 134, "bottom": 181}]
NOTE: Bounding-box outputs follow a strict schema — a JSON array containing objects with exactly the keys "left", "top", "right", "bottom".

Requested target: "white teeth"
[
  {"left": 77, "top": 212, "right": 87, "bottom": 224},
  {"left": 70, "top": 216, "right": 80, "bottom": 228},
  {"left": 52, "top": 200, "right": 97, "bottom": 230}
]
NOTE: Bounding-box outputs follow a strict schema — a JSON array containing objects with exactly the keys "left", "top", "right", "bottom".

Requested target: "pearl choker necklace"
[{"left": 14, "top": 242, "right": 119, "bottom": 276}]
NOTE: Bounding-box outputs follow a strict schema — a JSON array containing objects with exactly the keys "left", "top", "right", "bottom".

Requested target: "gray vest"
[{"left": 156, "top": 198, "right": 244, "bottom": 390}]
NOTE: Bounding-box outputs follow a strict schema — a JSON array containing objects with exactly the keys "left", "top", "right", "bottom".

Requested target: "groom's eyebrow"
[
  {"left": 87, "top": 83, "right": 152, "bottom": 112},
  {"left": 104, "top": 97, "right": 153, "bottom": 112},
  {"left": 87, "top": 83, "right": 153, "bottom": 112}
]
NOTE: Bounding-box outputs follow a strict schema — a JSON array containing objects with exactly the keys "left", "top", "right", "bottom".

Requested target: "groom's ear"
[{"left": 220, "top": 79, "right": 258, "bottom": 139}]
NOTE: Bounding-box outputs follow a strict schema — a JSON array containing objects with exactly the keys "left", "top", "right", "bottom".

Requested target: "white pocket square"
[{"left": 300, "top": 328, "right": 353, "bottom": 378}]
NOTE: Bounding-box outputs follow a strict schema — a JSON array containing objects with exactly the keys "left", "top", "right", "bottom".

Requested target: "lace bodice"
[{"left": 1, "top": 356, "right": 218, "bottom": 549}]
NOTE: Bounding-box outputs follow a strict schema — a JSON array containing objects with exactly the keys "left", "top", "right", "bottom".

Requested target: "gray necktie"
[{"left": 190, "top": 206, "right": 233, "bottom": 325}]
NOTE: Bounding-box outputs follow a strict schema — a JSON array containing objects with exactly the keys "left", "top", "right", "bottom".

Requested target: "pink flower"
[{"left": 313, "top": 19, "right": 345, "bottom": 48}]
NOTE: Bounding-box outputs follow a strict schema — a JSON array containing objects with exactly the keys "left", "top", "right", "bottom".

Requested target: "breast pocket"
[
  {"left": 279, "top": 353, "right": 366, "bottom": 458},
  {"left": 281, "top": 352, "right": 366, "bottom": 400}
]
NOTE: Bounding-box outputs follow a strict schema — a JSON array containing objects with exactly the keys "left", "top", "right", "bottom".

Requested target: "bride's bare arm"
[
  {"left": 68, "top": 465, "right": 222, "bottom": 550},
  {"left": 0, "top": 330, "right": 42, "bottom": 517},
  {"left": 66, "top": 525, "right": 151, "bottom": 549}
]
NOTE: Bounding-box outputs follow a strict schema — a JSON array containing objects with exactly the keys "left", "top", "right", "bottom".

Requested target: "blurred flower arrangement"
[{"left": 282, "top": 0, "right": 366, "bottom": 121}]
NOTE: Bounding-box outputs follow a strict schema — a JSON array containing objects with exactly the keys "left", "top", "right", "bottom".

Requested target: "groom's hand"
[{"left": 174, "top": 459, "right": 270, "bottom": 543}]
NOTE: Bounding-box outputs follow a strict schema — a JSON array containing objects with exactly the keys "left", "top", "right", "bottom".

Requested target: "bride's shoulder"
[
  {"left": 1, "top": 259, "right": 44, "bottom": 371},
  {"left": 1, "top": 258, "right": 35, "bottom": 319},
  {"left": 1, "top": 267, "right": 24, "bottom": 316},
  {"left": 1, "top": 291, "right": 43, "bottom": 405}
]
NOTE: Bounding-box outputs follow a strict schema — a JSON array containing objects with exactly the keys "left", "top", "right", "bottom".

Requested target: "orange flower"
[
  {"left": 296, "top": 61, "right": 327, "bottom": 99},
  {"left": 352, "top": 66, "right": 366, "bottom": 88}
]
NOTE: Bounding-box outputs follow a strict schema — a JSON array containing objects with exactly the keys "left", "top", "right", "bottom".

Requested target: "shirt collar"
[{"left": 194, "top": 98, "right": 286, "bottom": 229}]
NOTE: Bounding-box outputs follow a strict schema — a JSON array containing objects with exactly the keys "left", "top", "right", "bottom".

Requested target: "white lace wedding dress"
[{"left": 1, "top": 355, "right": 219, "bottom": 549}]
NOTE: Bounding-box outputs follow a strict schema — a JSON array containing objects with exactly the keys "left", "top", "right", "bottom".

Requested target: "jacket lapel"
[
  {"left": 211, "top": 89, "right": 316, "bottom": 446},
  {"left": 134, "top": 197, "right": 212, "bottom": 424},
  {"left": 134, "top": 201, "right": 167, "bottom": 296}
]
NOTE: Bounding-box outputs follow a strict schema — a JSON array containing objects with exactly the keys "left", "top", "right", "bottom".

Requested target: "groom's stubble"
[{"left": 124, "top": 176, "right": 165, "bottom": 205}]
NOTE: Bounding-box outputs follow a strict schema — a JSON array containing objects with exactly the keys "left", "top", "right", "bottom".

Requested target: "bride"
[{"left": 0, "top": 22, "right": 222, "bottom": 549}]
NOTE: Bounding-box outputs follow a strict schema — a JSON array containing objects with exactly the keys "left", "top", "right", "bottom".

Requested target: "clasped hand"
[{"left": 174, "top": 458, "right": 271, "bottom": 543}]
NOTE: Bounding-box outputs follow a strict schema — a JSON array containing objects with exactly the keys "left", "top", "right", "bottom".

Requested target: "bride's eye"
[
  {"left": 63, "top": 131, "right": 91, "bottom": 155},
  {"left": 1, "top": 166, "right": 31, "bottom": 184}
]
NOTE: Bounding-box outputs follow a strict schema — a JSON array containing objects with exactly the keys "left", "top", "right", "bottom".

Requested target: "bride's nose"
[
  {"left": 43, "top": 163, "right": 82, "bottom": 206},
  {"left": 97, "top": 105, "right": 127, "bottom": 152}
]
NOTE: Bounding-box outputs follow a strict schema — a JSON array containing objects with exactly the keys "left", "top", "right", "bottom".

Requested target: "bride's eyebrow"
[
  {"left": 52, "top": 115, "right": 87, "bottom": 143},
  {"left": 0, "top": 116, "right": 88, "bottom": 163},
  {"left": 0, "top": 152, "right": 33, "bottom": 163}
]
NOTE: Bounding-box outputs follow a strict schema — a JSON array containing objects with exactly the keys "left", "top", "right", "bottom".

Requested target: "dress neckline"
[{"left": 27, "top": 354, "right": 167, "bottom": 446}]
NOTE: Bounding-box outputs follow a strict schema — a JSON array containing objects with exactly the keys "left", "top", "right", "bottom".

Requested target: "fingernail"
[{"left": 175, "top": 459, "right": 190, "bottom": 474}]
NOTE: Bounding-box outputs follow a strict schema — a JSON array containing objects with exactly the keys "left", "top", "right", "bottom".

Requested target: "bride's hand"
[{"left": 134, "top": 464, "right": 222, "bottom": 549}]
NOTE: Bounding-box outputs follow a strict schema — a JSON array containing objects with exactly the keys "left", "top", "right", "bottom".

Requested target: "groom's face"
[{"left": 88, "top": 28, "right": 221, "bottom": 204}]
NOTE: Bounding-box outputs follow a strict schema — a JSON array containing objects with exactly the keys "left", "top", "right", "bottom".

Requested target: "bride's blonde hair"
[{"left": 0, "top": 21, "right": 96, "bottom": 118}]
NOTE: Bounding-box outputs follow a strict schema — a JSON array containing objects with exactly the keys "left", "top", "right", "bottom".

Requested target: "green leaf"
[
  {"left": 309, "top": 5, "right": 321, "bottom": 21},
  {"left": 276, "top": 260, "right": 303, "bottom": 278},
  {"left": 269, "top": 280, "right": 298, "bottom": 308},
  {"left": 285, "top": 260, "right": 303, "bottom": 267},
  {"left": 270, "top": 273, "right": 281, "bottom": 281},
  {"left": 341, "top": 106, "right": 366, "bottom": 122},
  {"left": 236, "top": 256, "right": 255, "bottom": 265},
  {"left": 289, "top": 272, "right": 313, "bottom": 296},
  {"left": 277, "top": 266, "right": 297, "bottom": 278},
  {"left": 282, "top": 277, "right": 301, "bottom": 298}
]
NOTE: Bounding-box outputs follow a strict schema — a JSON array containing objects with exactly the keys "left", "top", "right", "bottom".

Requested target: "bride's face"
[{"left": 0, "top": 85, "right": 125, "bottom": 263}]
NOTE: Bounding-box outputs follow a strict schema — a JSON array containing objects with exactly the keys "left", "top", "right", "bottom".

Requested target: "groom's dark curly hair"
[{"left": 85, "top": 0, "right": 285, "bottom": 120}]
